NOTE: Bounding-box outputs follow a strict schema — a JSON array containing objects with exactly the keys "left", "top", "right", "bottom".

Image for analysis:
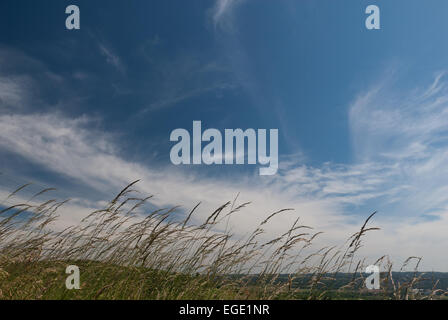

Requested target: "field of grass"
[{"left": 0, "top": 181, "right": 446, "bottom": 300}]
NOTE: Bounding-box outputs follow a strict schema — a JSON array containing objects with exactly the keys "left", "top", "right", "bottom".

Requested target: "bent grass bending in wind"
[{"left": 0, "top": 181, "right": 445, "bottom": 300}]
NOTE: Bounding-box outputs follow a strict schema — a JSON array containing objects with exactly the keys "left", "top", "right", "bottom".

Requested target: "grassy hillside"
[{"left": 0, "top": 181, "right": 446, "bottom": 300}]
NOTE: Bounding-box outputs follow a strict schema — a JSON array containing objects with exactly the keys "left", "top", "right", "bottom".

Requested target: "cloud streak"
[
  {"left": 349, "top": 70, "right": 448, "bottom": 216},
  {"left": 99, "top": 43, "right": 126, "bottom": 74},
  {"left": 211, "top": 0, "right": 245, "bottom": 31}
]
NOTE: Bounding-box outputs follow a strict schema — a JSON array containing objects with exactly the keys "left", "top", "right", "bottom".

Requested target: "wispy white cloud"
[
  {"left": 211, "top": 0, "right": 245, "bottom": 31},
  {"left": 0, "top": 76, "right": 30, "bottom": 109},
  {"left": 99, "top": 43, "right": 126, "bottom": 74},
  {"left": 136, "top": 50, "right": 237, "bottom": 113},
  {"left": 0, "top": 47, "right": 40, "bottom": 110},
  {"left": 349, "top": 70, "right": 448, "bottom": 215}
]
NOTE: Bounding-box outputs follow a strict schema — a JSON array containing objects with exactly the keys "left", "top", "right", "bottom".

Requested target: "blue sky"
[{"left": 2, "top": 0, "right": 448, "bottom": 270}]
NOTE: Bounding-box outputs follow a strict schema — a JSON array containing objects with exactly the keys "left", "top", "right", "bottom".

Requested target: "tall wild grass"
[{"left": 0, "top": 181, "right": 445, "bottom": 300}]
